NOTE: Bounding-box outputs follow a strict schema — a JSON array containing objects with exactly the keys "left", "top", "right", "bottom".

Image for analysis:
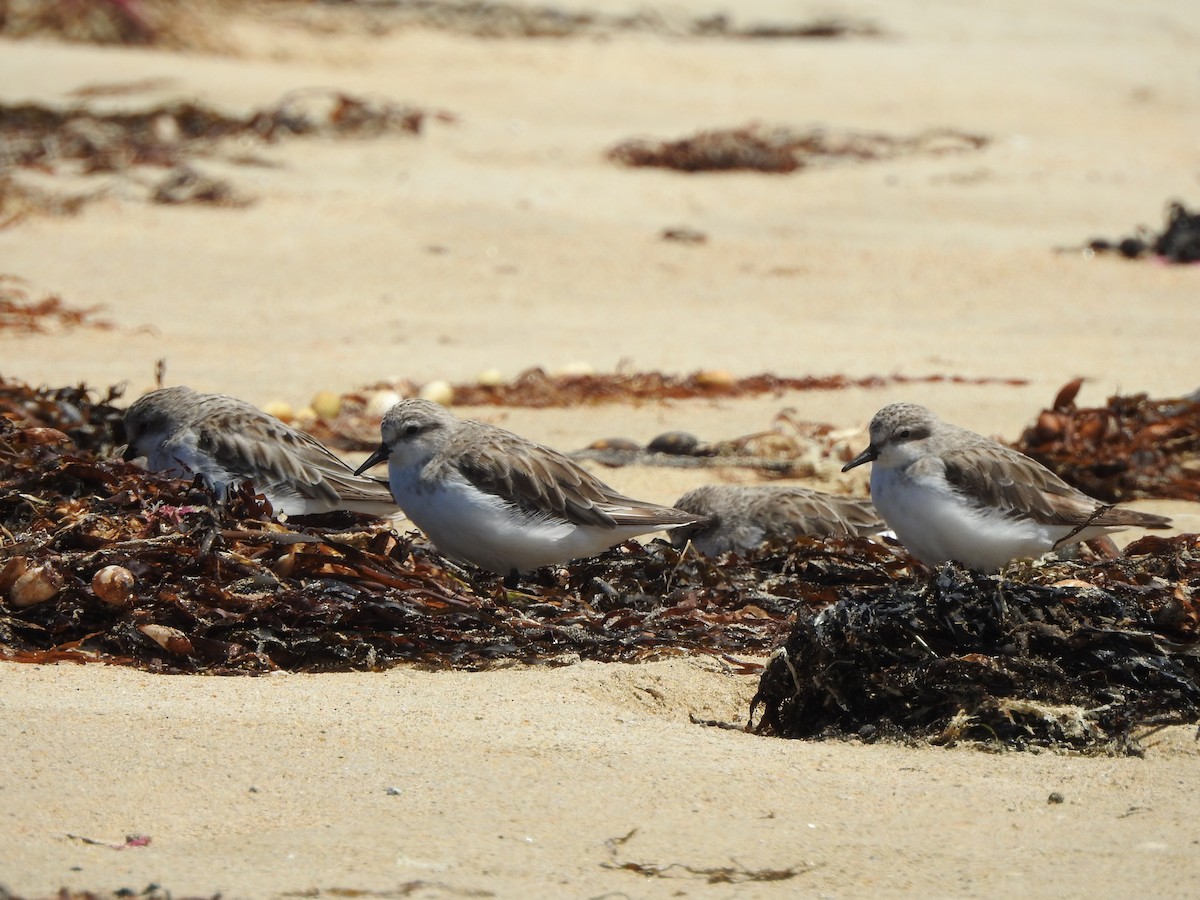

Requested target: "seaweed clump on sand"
[
  {"left": 1082, "top": 201, "right": 1200, "bottom": 263},
  {"left": 0, "top": 376, "right": 909, "bottom": 674},
  {"left": 607, "top": 126, "right": 988, "bottom": 174},
  {"left": 751, "top": 546, "right": 1200, "bottom": 755},
  {"left": 0, "top": 277, "right": 113, "bottom": 335},
  {"left": 1016, "top": 378, "right": 1200, "bottom": 502},
  {"left": 0, "top": 89, "right": 432, "bottom": 222}
]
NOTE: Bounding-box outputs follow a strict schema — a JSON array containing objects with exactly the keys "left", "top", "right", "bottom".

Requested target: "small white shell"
[
  {"left": 263, "top": 401, "right": 294, "bottom": 422},
  {"left": 552, "top": 361, "right": 595, "bottom": 377},
  {"left": 310, "top": 390, "right": 342, "bottom": 420},
  {"left": 92, "top": 565, "right": 136, "bottom": 607},
  {"left": 694, "top": 369, "right": 736, "bottom": 388},
  {"left": 366, "top": 389, "right": 404, "bottom": 417},
  {"left": 9, "top": 564, "right": 64, "bottom": 608},
  {"left": 476, "top": 368, "right": 506, "bottom": 387},
  {"left": 418, "top": 380, "right": 455, "bottom": 405},
  {"left": 139, "top": 624, "right": 193, "bottom": 655},
  {"left": 0, "top": 557, "right": 30, "bottom": 594}
]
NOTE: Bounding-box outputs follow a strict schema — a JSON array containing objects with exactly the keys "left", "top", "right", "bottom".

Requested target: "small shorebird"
[
  {"left": 123, "top": 385, "right": 398, "bottom": 518},
  {"left": 354, "top": 399, "right": 706, "bottom": 576},
  {"left": 669, "top": 484, "right": 885, "bottom": 557},
  {"left": 842, "top": 402, "right": 1172, "bottom": 571}
]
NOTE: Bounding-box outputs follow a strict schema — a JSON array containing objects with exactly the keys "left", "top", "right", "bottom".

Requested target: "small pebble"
[
  {"left": 139, "top": 624, "right": 193, "bottom": 656},
  {"left": 310, "top": 390, "right": 342, "bottom": 420},
  {"left": 292, "top": 407, "right": 318, "bottom": 430},
  {"left": 647, "top": 431, "right": 701, "bottom": 456},
  {"left": 10, "top": 563, "right": 64, "bottom": 608},
  {"left": 553, "top": 361, "right": 594, "bottom": 378},
  {"left": 694, "top": 369, "right": 736, "bottom": 389},
  {"left": 1048, "top": 792, "right": 1065, "bottom": 804},
  {"left": 262, "top": 401, "right": 294, "bottom": 423},
  {"left": 418, "top": 380, "right": 455, "bottom": 405},
  {"left": 9, "top": 566, "right": 63, "bottom": 609},
  {"left": 92, "top": 565, "right": 136, "bottom": 607},
  {"left": 366, "top": 390, "right": 404, "bottom": 417},
  {"left": 587, "top": 437, "right": 641, "bottom": 452},
  {"left": 0, "top": 557, "right": 29, "bottom": 594},
  {"left": 476, "top": 369, "right": 506, "bottom": 387}
]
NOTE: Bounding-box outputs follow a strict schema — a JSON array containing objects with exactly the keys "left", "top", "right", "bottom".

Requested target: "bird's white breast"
[
  {"left": 870, "top": 463, "right": 1067, "bottom": 571},
  {"left": 388, "top": 463, "right": 654, "bottom": 573}
]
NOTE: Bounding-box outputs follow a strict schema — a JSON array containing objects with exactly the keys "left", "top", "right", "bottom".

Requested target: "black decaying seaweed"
[
  {"left": 1083, "top": 201, "right": 1200, "bottom": 263},
  {"left": 751, "top": 553, "right": 1200, "bottom": 755},
  {"left": 2, "top": 376, "right": 1198, "bottom": 754}
]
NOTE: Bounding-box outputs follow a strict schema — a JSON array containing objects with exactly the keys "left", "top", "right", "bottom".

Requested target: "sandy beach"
[{"left": 2, "top": 0, "right": 1199, "bottom": 895}]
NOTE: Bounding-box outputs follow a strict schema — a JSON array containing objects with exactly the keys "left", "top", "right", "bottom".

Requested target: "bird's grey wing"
[
  {"left": 195, "top": 413, "right": 385, "bottom": 509},
  {"left": 455, "top": 433, "right": 620, "bottom": 527},
  {"left": 938, "top": 442, "right": 1115, "bottom": 526},
  {"left": 456, "top": 433, "right": 700, "bottom": 529}
]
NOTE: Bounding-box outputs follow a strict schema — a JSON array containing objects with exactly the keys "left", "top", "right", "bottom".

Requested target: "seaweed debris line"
[{"left": 2, "top": 376, "right": 1199, "bottom": 754}]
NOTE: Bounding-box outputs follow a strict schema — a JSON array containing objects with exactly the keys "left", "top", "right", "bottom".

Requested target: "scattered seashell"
[
  {"left": 92, "top": 565, "right": 136, "bottom": 607},
  {"left": 647, "top": 431, "right": 701, "bottom": 456},
  {"left": 587, "top": 437, "right": 641, "bottom": 452},
  {"left": 476, "top": 368, "right": 506, "bottom": 387},
  {"left": 418, "top": 380, "right": 455, "bottom": 405},
  {"left": 366, "top": 389, "right": 404, "bottom": 417},
  {"left": 0, "top": 557, "right": 30, "bottom": 594},
  {"left": 694, "top": 369, "right": 736, "bottom": 389},
  {"left": 139, "top": 624, "right": 194, "bottom": 656},
  {"left": 9, "top": 563, "right": 64, "bottom": 608},
  {"left": 263, "top": 401, "right": 294, "bottom": 423},
  {"left": 293, "top": 407, "right": 318, "bottom": 430},
  {"left": 310, "top": 390, "right": 342, "bottom": 420},
  {"left": 553, "top": 361, "right": 594, "bottom": 378}
]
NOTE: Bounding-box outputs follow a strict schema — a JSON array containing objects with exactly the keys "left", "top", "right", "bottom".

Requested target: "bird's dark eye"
[
  {"left": 403, "top": 423, "right": 422, "bottom": 437},
  {"left": 896, "top": 428, "right": 912, "bottom": 440}
]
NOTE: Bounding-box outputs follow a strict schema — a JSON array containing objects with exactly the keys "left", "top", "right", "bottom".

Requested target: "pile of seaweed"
[
  {"left": 0, "top": 377, "right": 902, "bottom": 673},
  {"left": 751, "top": 547, "right": 1200, "bottom": 755},
  {"left": 607, "top": 126, "right": 987, "bottom": 174},
  {"left": 1016, "top": 379, "right": 1200, "bottom": 502},
  {"left": 3, "top": 376, "right": 1198, "bottom": 753},
  {"left": 1083, "top": 201, "right": 1200, "bottom": 263}
]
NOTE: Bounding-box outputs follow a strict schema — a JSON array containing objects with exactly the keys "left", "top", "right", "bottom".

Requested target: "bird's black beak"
[
  {"left": 841, "top": 444, "right": 878, "bottom": 472},
  {"left": 354, "top": 443, "right": 390, "bottom": 476}
]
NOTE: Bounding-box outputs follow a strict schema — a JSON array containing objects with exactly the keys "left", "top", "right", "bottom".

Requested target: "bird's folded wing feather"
[
  {"left": 777, "top": 491, "right": 885, "bottom": 537},
  {"left": 197, "top": 418, "right": 374, "bottom": 507},
  {"left": 937, "top": 442, "right": 1168, "bottom": 527},
  {"left": 456, "top": 435, "right": 697, "bottom": 529}
]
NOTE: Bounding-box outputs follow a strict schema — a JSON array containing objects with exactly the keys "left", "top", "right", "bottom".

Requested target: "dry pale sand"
[{"left": 2, "top": 0, "right": 1199, "bottom": 896}]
